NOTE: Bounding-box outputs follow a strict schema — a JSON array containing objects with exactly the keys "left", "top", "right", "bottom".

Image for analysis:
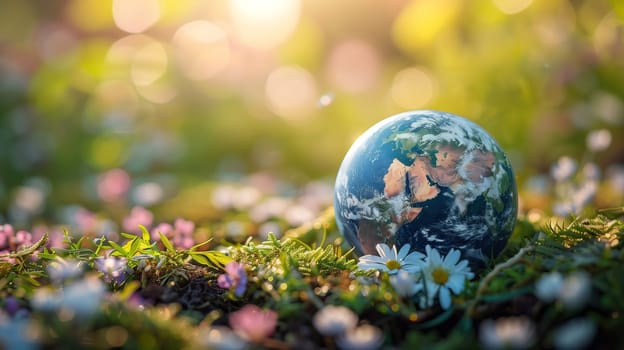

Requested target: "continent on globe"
[{"left": 334, "top": 110, "right": 517, "bottom": 271}]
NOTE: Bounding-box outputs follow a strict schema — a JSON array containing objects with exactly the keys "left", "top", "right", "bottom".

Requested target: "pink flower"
[
  {"left": 0, "top": 224, "right": 13, "bottom": 247},
  {"left": 97, "top": 168, "right": 130, "bottom": 202},
  {"left": 150, "top": 223, "right": 173, "bottom": 241},
  {"left": 122, "top": 206, "right": 154, "bottom": 234},
  {"left": 229, "top": 305, "right": 277, "bottom": 341},
  {"left": 74, "top": 208, "right": 97, "bottom": 233},
  {"left": 150, "top": 218, "right": 196, "bottom": 249},
  {"left": 0, "top": 224, "right": 34, "bottom": 263},
  {"left": 218, "top": 262, "right": 247, "bottom": 297},
  {"left": 174, "top": 218, "right": 194, "bottom": 236}
]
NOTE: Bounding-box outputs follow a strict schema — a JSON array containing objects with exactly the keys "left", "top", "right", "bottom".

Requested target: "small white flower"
[
  {"left": 313, "top": 305, "right": 358, "bottom": 336},
  {"left": 31, "top": 288, "right": 63, "bottom": 312},
  {"left": 336, "top": 324, "right": 383, "bottom": 350},
  {"left": 200, "top": 326, "right": 247, "bottom": 350},
  {"left": 552, "top": 318, "right": 596, "bottom": 350},
  {"left": 551, "top": 156, "right": 577, "bottom": 182},
  {"left": 586, "top": 129, "right": 611, "bottom": 152},
  {"left": 559, "top": 271, "right": 591, "bottom": 310},
  {"left": 47, "top": 258, "right": 83, "bottom": 284},
  {"left": 535, "top": 271, "right": 591, "bottom": 309},
  {"left": 389, "top": 270, "right": 422, "bottom": 298},
  {"left": 357, "top": 243, "right": 424, "bottom": 275},
  {"left": 420, "top": 245, "right": 474, "bottom": 310},
  {"left": 0, "top": 316, "right": 39, "bottom": 350},
  {"left": 479, "top": 317, "right": 535, "bottom": 350},
  {"left": 535, "top": 272, "right": 564, "bottom": 302},
  {"left": 62, "top": 276, "right": 105, "bottom": 318}
]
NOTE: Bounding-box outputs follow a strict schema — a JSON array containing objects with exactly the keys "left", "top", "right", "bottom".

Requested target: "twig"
[
  {"left": 0, "top": 233, "right": 48, "bottom": 259},
  {"left": 467, "top": 244, "right": 534, "bottom": 316}
]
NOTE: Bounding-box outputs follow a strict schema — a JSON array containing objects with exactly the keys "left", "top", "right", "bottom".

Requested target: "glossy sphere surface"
[{"left": 334, "top": 110, "right": 517, "bottom": 270}]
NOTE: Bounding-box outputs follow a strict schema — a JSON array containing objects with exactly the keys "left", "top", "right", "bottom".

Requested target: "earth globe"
[{"left": 333, "top": 110, "right": 517, "bottom": 271}]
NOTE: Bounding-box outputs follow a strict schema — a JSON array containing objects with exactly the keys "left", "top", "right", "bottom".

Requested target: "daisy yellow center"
[
  {"left": 432, "top": 267, "right": 449, "bottom": 285},
  {"left": 385, "top": 259, "right": 401, "bottom": 271}
]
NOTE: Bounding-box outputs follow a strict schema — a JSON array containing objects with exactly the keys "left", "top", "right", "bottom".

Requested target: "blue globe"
[{"left": 334, "top": 110, "right": 517, "bottom": 270}]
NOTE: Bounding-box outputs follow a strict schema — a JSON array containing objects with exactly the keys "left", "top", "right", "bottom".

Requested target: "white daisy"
[
  {"left": 357, "top": 243, "right": 425, "bottom": 275},
  {"left": 336, "top": 324, "right": 383, "bottom": 350},
  {"left": 420, "top": 245, "right": 474, "bottom": 310},
  {"left": 389, "top": 270, "right": 422, "bottom": 298},
  {"left": 313, "top": 305, "right": 358, "bottom": 336},
  {"left": 479, "top": 317, "right": 535, "bottom": 350}
]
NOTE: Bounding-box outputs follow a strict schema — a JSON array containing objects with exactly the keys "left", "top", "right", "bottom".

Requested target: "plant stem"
[{"left": 467, "top": 244, "right": 534, "bottom": 316}]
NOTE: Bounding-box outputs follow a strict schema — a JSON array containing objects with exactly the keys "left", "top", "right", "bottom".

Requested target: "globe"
[{"left": 334, "top": 110, "right": 517, "bottom": 271}]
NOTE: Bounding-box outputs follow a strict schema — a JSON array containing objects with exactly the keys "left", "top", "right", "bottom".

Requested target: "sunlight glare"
[{"left": 229, "top": 0, "right": 301, "bottom": 49}]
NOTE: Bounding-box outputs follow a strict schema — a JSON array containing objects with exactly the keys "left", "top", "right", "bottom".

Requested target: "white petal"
[
  {"left": 402, "top": 263, "right": 421, "bottom": 273},
  {"left": 405, "top": 250, "right": 426, "bottom": 262},
  {"left": 358, "top": 262, "right": 386, "bottom": 271},
  {"left": 376, "top": 244, "right": 391, "bottom": 258},
  {"left": 397, "top": 244, "right": 411, "bottom": 260},
  {"left": 425, "top": 245, "right": 433, "bottom": 257},
  {"left": 391, "top": 244, "right": 399, "bottom": 259},
  {"left": 439, "top": 287, "right": 452, "bottom": 310},
  {"left": 403, "top": 253, "right": 425, "bottom": 269},
  {"left": 359, "top": 255, "right": 387, "bottom": 264},
  {"left": 425, "top": 279, "right": 440, "bottom": 298},
  {"left": 444, "top": 249, "right": 461, "bottom": 266},
  {"left": 428, "top": 246, "right": 442, "bottom": 265},
  {"left": 446, "top": 274, "right": 465, "bottom": 294},
  {"left": 455, "top": 259, "right": 469, "bottom": 270}
]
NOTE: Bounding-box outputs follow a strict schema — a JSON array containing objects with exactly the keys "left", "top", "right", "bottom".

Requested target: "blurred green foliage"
[{"left": 0, "top": 0, "right": 623, "bottom": 220}]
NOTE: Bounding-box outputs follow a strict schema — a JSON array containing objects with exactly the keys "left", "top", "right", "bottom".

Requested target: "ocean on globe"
[{"left": 333, "top": 110, "right": 517, "bottom": 271}]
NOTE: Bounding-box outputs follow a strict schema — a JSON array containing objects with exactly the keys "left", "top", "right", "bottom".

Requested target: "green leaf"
[
  {"left": 160, "top": 232, "right": 176, "bottom": 254},
  {"left": 108, "top": 240, "right": 128, "bottom": 257},
  {"left": 139, "top": 225, "right": 151, "bottom": 242},
  {"left": 120, "top": 232, "right": 138, "bottom": 240},
  {"left": 128, "top": 236, "right": 142, "bottom": 256},
  {"left": 190, "top": 253, "right": 209, "bottom": 265},
  {"left": 417, "top": 307, "right": 455, "bottom": 329},
  {"left": 190, "top": 251, "right": 232, "bottom": 268},
  {"left": 37, "top": 252, "right": 58, "bottom": 260},
  {"left": 117, "top": 280, "right": 141, "bottom": 301},
  {"left": 189, "top": 239, "right": 213, "bottom": 251},
  {"left": 93, "top": 235, "right": 106, "bottom": 256}
]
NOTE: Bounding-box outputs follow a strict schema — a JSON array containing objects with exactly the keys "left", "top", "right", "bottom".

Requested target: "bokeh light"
[
  {"left": 112, "top": 0, "right": 161, "bottom": 34},
  {"left": 172, "top": 21, "right": 231, "bottom": 81},
  {"left": 390, "top": 67, "right": 436, "bottom": 109},
  {"left": 229, "top": 0, "right": 302, "bottom": 49},
  {"left": 135, "top": 79, "right": 178, "bottom": 104},
  {"left": 326, "top": 39, "right": 381, "bottom": 94},
  {"left": 0, "top": 0, "right": 622, "bottom": 220},
  {"left": 130, "top": 41, "right": 168, "bottom": 87},
  {"left": 392, "top": 0, "right": 460, "bottom": 54},
  {"left": 265, "top": 66, "right": 318, "bottom": 120},
  {"left": 106, "top": 35, "right": 158, "bottom": 76}
]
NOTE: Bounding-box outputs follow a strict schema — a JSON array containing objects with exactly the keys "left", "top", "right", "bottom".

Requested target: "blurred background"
[{"left": 0, "top": 0, "right": 623, "bottom": 236}]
